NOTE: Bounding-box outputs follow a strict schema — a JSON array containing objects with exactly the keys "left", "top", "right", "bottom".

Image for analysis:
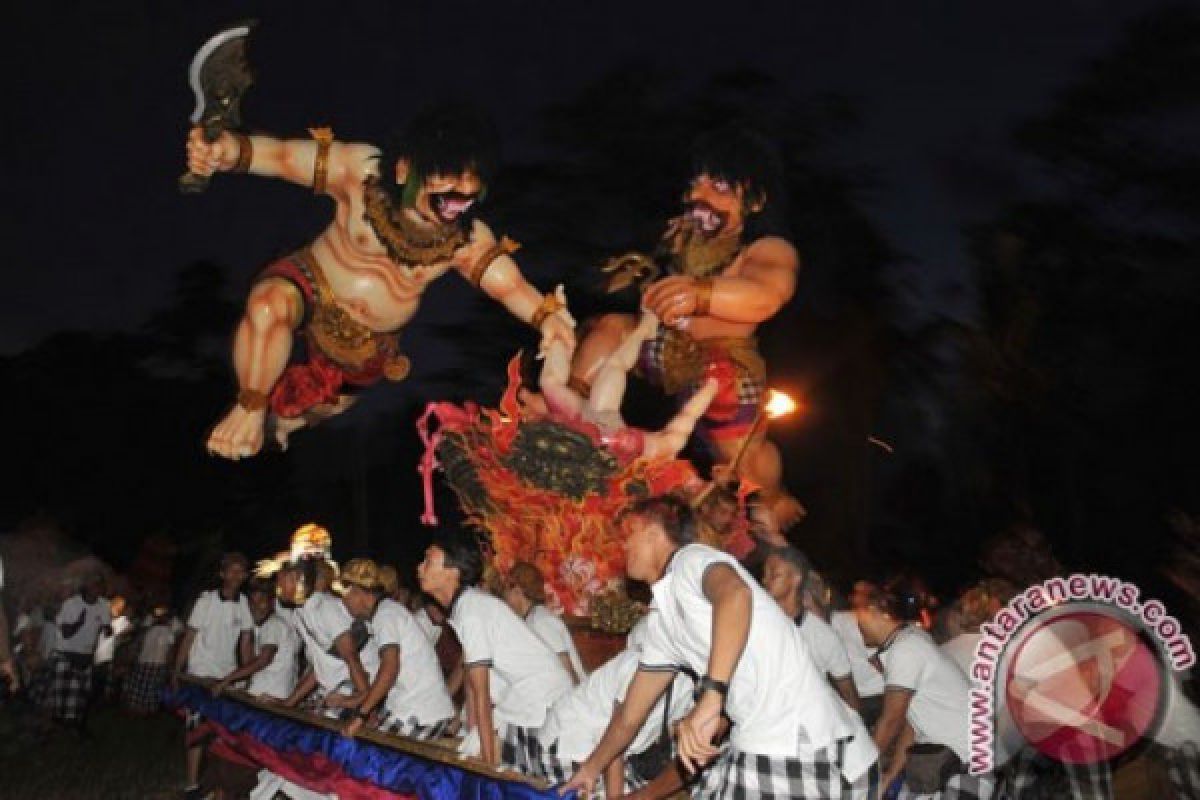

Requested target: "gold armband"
[
  {"left": 530, "top": 290, "right": 565, "bottom": 330},
  {"left": 237, "top": 388, "right": 269, "bottom": 412},
  {"left": 231, "top": 132, "right": 254, "bottom": 173},
  {"left": 469, "top": 236, "right": 521, "bottom": 287},
  {"left": 694, "top": 277, "right": 714, "bottom": 316},
  {"left": 309, "top": 126, "right": 334, "bottom": 194}
]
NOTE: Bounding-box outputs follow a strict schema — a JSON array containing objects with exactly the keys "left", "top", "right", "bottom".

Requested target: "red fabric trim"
[{"left": 205, "top": 718, "right": 418, "bottom": 800}]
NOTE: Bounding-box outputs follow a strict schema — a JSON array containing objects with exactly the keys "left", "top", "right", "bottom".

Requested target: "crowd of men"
[
  {"left": 3, "top": 507, "right": 1197, "bottom": 800},
  {"left": 162, "top": 499, "right": 1018, "bottom": 800}
]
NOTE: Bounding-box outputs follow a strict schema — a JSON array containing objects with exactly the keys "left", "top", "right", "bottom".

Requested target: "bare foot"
[{"left": 207, "top": 406, "right": 266, "bottom": 460}]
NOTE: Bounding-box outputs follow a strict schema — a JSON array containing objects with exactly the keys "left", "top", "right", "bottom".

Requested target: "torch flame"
[{"left": 763, "top": 389, "right": 798, "bottom": 419}]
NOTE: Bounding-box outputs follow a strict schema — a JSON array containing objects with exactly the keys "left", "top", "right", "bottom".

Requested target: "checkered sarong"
[
  {"left": 45, "top": 653, "right": 93, "bottom": 724},
  {"left": 121, "top": 662, "right": 168, "bottom": 713},
  {"left": 1165, "top": 742, "right": 1200, "bottom": 800},
  {"left": 896, "top": 773, "right": 994, "bottom": 800},
  {"left": 693, "top": 740, "right": 881, "bottom": 800},
  {"left": 997, "top": 746, "right": 1111, "bottom": 799},
  {"left": 501, "top": 723, "right": 548, "bottom": 775},
  {"left": 375, "top": 711, "right": 452, "bottom": 742}
]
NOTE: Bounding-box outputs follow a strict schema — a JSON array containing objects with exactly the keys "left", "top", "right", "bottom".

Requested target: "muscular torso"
[{"left": 304, "top": 162, "right": 466, "bottom": 333}]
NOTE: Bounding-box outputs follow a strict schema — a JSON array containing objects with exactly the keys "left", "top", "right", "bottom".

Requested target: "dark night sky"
[{"left": 4, "top": 0, "right": 1168, "bottom": 352}]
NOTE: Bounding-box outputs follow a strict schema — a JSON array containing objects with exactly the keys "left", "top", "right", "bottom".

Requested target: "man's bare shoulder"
[
  {"left": 469, "top": 218, "right": 498, "bottom": 244},
  {"left": 744, "top": 235, "right": 799, "bottom": 271}
]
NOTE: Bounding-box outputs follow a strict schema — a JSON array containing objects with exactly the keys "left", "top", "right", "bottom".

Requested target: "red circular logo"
[{"left": 1005, "top": 610, "right": 1163, "bottom": 764}]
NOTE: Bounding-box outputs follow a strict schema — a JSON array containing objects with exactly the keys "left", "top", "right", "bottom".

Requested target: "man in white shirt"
[
  {"left": 855, "top": 579, "right": 992, "bottom": 799},
  {"left": 537, "top": 617, "right": 694, "bottom": 796},
  {"left": 122, "top": 605, "right": 177, "bottom": 714},
  {"left": 502, "top": 561, "right": 587, "bottom": 684},
  {"left": 281, "top": 572, "right": 376, "bottom": 716},
  {"left": 211, "top": 579, "right": 298, "bottom": 701},
  {"left": 762, "top": 546, "right": 861, "bottom": 712},
  {"left": 46, "top": 571, "right": 112, "bottom": 733},
  {"left": 335, "top": 559, "right": 455, "bottom": 741},
  {"left": 832, "top": 607, "right": 886, "bottom": 727},
  {"left": 418, "top": 528, "right": 573, "bottom": 768},
  {"left": 93, "top": 595, "right": 132, "bottom": 705},
  {"left": 562, "top": 495, "right": 879, "bottom": 800},
  {"left": 172, "top": 552, "right": 254, "bottom": 800}
]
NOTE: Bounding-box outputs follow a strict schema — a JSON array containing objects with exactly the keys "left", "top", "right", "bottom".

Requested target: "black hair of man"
[
  {"left": 375, "top": 103, "right": 500, "bottom": 205},
  {"left": 246, "top": 577, "right": 275, "bottom": 598},
  {"left": 220, "top": 552, "right": 249, "bottom": 572},
  {"left": 432, "top": 528, "right": 484, "bottom": 589},
  {"left": 770, "top": 545, "right": 813, "bottom": 590},
  {"left": 621, "top": 493, "right": 698, "bottom": 547},
  {"left": 689, "top": 123, "right": 788, "bottom": 239}
]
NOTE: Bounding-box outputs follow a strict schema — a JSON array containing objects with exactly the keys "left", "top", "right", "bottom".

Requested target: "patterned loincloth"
[{"left": 638, "top": 327, "right": 766, "bottom": 444}]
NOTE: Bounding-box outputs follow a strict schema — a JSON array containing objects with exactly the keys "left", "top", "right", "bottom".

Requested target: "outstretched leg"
[
  {"left": 568, "top": 313, "right": 638, "bottom": 398},
  {"left": 586, "top": 312, "right": 659, "bottom": 419},
  {"left": 207, "top": 277, "right": 303, "bottom": 460},
  {"left": 642, "top": 377, "right": 719, "bottom": 460}
]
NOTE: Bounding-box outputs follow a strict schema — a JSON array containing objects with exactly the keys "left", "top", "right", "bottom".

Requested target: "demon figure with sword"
[{"left": 182, "top": 25, "right": 573, "bottom": 459}]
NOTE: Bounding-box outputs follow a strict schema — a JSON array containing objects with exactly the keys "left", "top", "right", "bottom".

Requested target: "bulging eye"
[{"left": 712, "top": 178, "right": 732, "bottom": 193}]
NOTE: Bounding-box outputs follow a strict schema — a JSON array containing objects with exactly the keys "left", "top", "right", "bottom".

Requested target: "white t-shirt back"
[
  {"left": 449, "top": 587, "right": 573, "bottom": 729},
  {"left": 831, "top": 610, "right": 885, "bottom": 697},
  {"left": 294, "top": 593, "right": 379, "bottom": 695},
  {"left": 639, "top": 545, "right": 871, "bottom": 774},
  {"left": 797, "top": 612, "right": 853, "bottom": 681},
  {"left": 56, "top": 595, "right": 111, "bottom": 656},
  {"left": 139, "top": 624, "right": 176, "bottom": 665},
  {"left": 940, "top": 632, "right": 980, "bottom": 677},
  {"left": 413, "top": 607, "right": 442, "bottom": 645},
  {"left": 371, "top": 599, "right": 454, "bottom": 726},
  {"left": 878, "top": 626, "right": 972, "bottom": 762},
  {"left": 185, "top": 589, "right": 253, "bottom": 679},
  {"left": 540, "top": 646, "right": 693, "bottom": 762},
  {"left": 525, "top": 604, "right": 587, "bottom": 682},
  {"left": 248, "top": 613, "right": 299, "bottom": 700}
]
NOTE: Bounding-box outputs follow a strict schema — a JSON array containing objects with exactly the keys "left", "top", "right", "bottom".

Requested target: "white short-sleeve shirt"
[
  {"left": 797, "top": 612, "right": 853, "bottom": 681},
  {"left": 139, "top": 624, "right": 176, "bottom": 665},
  {"left": 831, "top": 610, "right": 885, "bottom": 697},
  {"left": 295, "top": 593, "right": 359, "bottom": 694},
  {"left": 878, "top": 626, "right": 972, "bottom": 762},
  {"left": 413, "top": 607, "right": 442, "bottom": 644},
  {"left": 525, "top": 604, "right": 587, "bottom": 682},
  {"left": 449, "top": 587, "right": 573, "bottom": 730},
  {"left": 56, "top": 594, "right": 112, "bottom": 656},
  {"left": 540, "top": 646, "right": 693, "bottom": 762},
  {"left": 185, "top": 589, "right": 253, "bottom": 679},
  {"left": 248, "top": 613, "right": 299, "bottom": 700},
  {"left": 638, "top": 545, "right": 871, "bottom": 771},
  {"left": 940, "top": 632, "right": 980, "bottom": 677},
  {"left": 370, "top": 599, "right": 454, "bottom": 726}
]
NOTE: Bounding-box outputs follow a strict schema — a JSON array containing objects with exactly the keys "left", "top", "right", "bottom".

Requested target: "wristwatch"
[{"left": 696, "top": 675, "right": 730, "bottom": 701}]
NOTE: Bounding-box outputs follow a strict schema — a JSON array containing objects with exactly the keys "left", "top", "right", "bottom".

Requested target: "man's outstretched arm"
[{"left": 186, "top": 127, "right": 375, "bottom": 196}]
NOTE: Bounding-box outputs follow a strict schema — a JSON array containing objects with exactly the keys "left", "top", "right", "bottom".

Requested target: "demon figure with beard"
[
  {"left": 186, "top": 105, "right": 574, "bottom": 459},
  {"left": 569, "top": 126, "right": 804, "bottom": 526}
]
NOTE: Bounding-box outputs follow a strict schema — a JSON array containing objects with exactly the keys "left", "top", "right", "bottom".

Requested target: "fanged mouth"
[
  {"left": 687, "top": 202, "right": 726, "bottom": 235},
  {"left": 430, "top": 192, "right": 477, "bottom": 224}
]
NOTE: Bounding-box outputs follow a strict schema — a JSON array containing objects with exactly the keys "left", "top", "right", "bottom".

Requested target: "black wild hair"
[
  {"left": 374, "top": 104, "right": 499, "bottom": 207},
  {"left": 620, "top": 493, "right": 698, "bottom": 547},
  {"left": 431, "top": 527, "right": 485, "bottom": 589},
  {"left": 689, "top": 124, "right": 788, "bottom": 239}
]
